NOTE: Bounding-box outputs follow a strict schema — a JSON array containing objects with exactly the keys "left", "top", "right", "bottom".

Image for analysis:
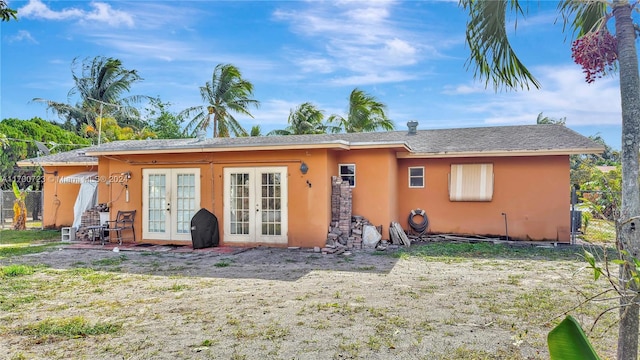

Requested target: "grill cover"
[{"left": 190, "top": 208, "right": 220, "bottom": 249}]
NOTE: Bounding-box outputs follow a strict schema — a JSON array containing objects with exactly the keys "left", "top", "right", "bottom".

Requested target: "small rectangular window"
[
  {"left": 339, "top": 164, "right": 356, "bottom": 187},
  {"left": 408, "top": 167, "right": 424, "bottom": 188},
  {"left": 449, "top": 163, "right": 493, "bottom": 201}
]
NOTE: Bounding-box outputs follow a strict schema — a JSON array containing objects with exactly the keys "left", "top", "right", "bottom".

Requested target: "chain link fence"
[
  {"left": 581, "top": 218, "right": 616, "bottom": 244},
  {"left": 571, "top": 188, "right": 617, "bottom": 244},
  {"left": 0, "top": 190, "right": 43, "bottom": 229}
]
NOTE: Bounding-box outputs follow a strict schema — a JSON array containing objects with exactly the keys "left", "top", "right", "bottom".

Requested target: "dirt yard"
[{"left": 0, "top": 244, "right": 618, "bottom": 359}]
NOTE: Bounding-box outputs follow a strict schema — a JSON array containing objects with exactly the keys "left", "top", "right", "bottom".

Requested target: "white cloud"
[
  {"left": 88, "top": 33, "right": 191, "bottom": 61},
  {"left": 18, "top": 0, "right": 133, "bottom": 27},
  {"left": 82, "top": 2, "right": 134, "bottom": 28},
  {"left": 273, "top": 1, "right": 428, "bottom": 84},
  {"left": 507, "top": 9, "right": 559, "bottom": 33},
  {"left": 345, "top": 6, "right": 389, "bottom": 23},
  {"left": 442, "top": 64, "right": 621, "bottom": 127},
  {"left": 19, "top": 0, "right": 83, "bottom": 20},
  {"left": 441, "top": 83, "right": 490, "bottom": 95},
  {"left": 385, "top": 38, "right": 416, "bottom": 61},
  {"left": 8, "top": 30, "right": 38, "bottom": 44},
  {"left": 238, "top": 99, "right": 298, "bottom": 128},
  {"left": 122, "top": 2, "right": 201, "bottom": 30},
  {"left": 330, "top": 71, "right": 416, "bottom": 86},
  {"left": 297, "top": 56, "right": 335, "bottom": 74}
]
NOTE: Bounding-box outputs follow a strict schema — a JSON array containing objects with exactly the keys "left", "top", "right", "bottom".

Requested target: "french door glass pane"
[
  {"left": 230, "top": 173, "right": 250, "bottom": 235},
  {"left": 148, "top": 174, "right": 166, "bottom": 232},
  {"left": 176, "top": 174, "right": 196, "bottom": 234},
  {"left": 261, "top": 172, "right": 281, "bottom": 235}
]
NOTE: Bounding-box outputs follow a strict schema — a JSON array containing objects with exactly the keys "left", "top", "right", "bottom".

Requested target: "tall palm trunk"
[
  {"left": 613, "top": 2, "right": 640, "bottom": 359},
  {"left": 213, "top": 113, "right": 219, "bottom": 138}
]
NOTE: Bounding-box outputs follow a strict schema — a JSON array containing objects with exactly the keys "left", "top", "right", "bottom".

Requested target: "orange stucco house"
[
  {"left": 17, "top": 148, "right": 99, "bottom": 229},
  {"left": 19, "top": 124, "right": 603, "bottom": 247}
]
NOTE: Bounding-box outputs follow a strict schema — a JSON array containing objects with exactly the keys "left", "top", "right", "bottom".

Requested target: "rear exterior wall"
[
  {"left": 330, "top": 148, "right": 399, "bottom": 239},
  {"left": 95, "top": 151, "right": 570, "bottom": 246},
  {"left": 396, "top": 155, "right": 571, "bottom": 241},
  {"left": 42, "top": 165, "right": 97, "bottom": 228},
  {"left": 97, "top": 149, "right": 331, "bottom": 247}
]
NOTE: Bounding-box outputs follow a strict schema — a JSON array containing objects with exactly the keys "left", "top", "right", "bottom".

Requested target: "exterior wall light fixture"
[{"left": 300, "top": 162, "right": 309, "bottom": 175}]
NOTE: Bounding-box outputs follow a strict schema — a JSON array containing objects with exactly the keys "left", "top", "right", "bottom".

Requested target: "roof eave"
[
  {"left": 86, "top": 142, "right": 351, "bottom": 155},
  {"left": 397, "top": 147, "right": 605, "bottom": 159},
  {"left": 346, "top": 142, "right": 411, "bottom": 151},
  {"left": 16, "top": 160, "right": 98, "bottom": 167},
  {"left": 86, "top": 141, "right": 411, "bottom": 156}
]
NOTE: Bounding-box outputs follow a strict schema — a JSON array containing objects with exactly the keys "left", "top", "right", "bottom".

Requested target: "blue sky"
[{"left": 0, "top": 0, "right": 625, "bottom": 149}]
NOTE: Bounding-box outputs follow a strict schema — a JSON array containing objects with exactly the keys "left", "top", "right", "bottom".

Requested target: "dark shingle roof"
[
  {"left": 18, "top": 125, "right": 604, "bottom": 166},
  {"left": 85, "top": 124, "right": 603, "bottom": 157},
  {"left": 16, "top": 147, "right": 97, "bottom": 167},
  {"left": 402, "top": 125, "right": 602, "bottom": 154}
]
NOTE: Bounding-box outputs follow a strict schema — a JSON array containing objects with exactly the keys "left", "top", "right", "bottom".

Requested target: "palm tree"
[
  {"left": 462, "top": 1, "right": 639, "bottom": 358},
  {"left": 34, "top": 56, "right": 146, "bottom": 133},
  {"left": 536, "top": 112, "right": 566, "bottom": 125},
  {"left": 1, "top": 0, "right": 17, "bottom": 22},
  {"left": 268, "top": 102, "right": 328, "bottom": 135},
  {"left": 249, "top": 125, "right": 262, "bottom": 137},
  {"left": 588, "top": 134, "right": 621, "bottom": 165},
  {"left": 328, "top": 88, "right": 394, "bottom": 133},
  {"left": 181, "top": 64, "right": 259, "bottom": 138}
]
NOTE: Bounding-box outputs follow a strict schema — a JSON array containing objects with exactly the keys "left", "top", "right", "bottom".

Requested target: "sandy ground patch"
[{"left": 0, "top": 245, "right": 618, "bottom": 359}]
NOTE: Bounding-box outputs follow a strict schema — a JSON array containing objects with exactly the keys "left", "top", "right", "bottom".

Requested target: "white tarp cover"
[
  {"left": 72, "top": 181, "right": 98, "bottom": 230},
  {"left": 59, "top": 171, "right": 98, "bottom": 184}
]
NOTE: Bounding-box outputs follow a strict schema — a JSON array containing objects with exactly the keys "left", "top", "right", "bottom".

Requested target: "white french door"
[
  {"left": 142, "top": 168, "right": 200, "bottom": 241},
  {"left": 223, "top": 167, "right": 288, "bottom": 244}
]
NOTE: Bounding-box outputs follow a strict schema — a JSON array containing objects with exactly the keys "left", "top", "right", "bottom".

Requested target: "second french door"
[{"left": 223, "top": 167, "right": 288, "bottom": 244}]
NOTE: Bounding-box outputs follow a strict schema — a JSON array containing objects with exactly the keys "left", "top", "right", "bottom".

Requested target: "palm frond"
[
  {"left": 185, "top": 63, "right": 257, "bottom": 137},
  {"left": 179, "top": 106, "right": 208, "bottom": 136},
  {"left": 1, "top": 0, "right": 17, "bottom": 21},
  {"left": 249, "top": 125, "right": 262, "bottom": 137},
  {"left": 284, "top": 102, "right": 327, "bottom": 135},
  {"left": 267, "top": 129, "right": 292, "bottom": 136},
  {"left": 557, "top": 0, "right": 608, "bottom": 38},
  {"left": 37, "top": 56, "right": 145, "bottom": 132},
  {"left": 461, "top": 0, "right": 540, "bottom": 91},
  {"left": 330, "top": 88, "right": 394, "bottom": 133},
  {"left": 327, "top": 114, "right": 347, "bottom": 133},
  {"left": 224, "top": 114, "right": 248, "bottom": 137}
]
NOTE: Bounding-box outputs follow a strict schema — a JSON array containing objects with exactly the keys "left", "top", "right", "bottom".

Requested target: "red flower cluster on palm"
[{"left": 571, "top": 28, "right": 617, "bottom": 83}]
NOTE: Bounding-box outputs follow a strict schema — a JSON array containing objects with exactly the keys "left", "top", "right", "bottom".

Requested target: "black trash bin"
[{"left": 191, "top": 208, "right": 220, "bottom": 249}]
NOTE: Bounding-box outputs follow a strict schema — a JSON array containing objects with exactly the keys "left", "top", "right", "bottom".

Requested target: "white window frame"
[
  {"left": 339, "top": 164, "right": 356, "bottom": 187},
  {"left": 408, "top": 166, "right": 425, "bottom": 188}
]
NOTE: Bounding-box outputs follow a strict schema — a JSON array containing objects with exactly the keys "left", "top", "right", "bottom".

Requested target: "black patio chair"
[{"left": 105, "top": 210, "right": 136, "bottom": 245}]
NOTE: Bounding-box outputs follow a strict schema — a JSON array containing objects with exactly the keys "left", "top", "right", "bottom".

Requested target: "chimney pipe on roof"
[
  {"left": 196, "top": 129, "right": 206, "bottom": 142},
  {"left": 407, "top": 120, "right": 418, "bottom": 135}
]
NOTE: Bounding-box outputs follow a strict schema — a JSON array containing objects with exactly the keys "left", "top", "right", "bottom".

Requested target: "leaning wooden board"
[{"left": 390, "top": 222, "right": 411, "bottom": 247}]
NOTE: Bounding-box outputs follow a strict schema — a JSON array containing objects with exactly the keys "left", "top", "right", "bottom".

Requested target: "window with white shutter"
[{"left": 449, "top": 164, "right": 493, "bottom": 201}]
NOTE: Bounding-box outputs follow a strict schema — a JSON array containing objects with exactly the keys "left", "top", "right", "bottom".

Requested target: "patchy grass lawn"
[
  {"left": 0, "top": 229, "right": 61, "bottom": 244},
  {"left": 0, "top": 229, "right": 63, "bottom": 259},
  {"left": 0, "top": 240, "right": 621, "bottom": 360},
  {"left": 394, "top": 241, "right": 586, "bottom": 260}
]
